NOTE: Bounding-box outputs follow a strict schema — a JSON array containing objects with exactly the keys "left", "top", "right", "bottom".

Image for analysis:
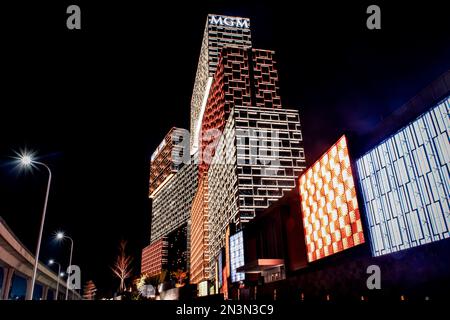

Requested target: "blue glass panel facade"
[
  {"left": 356, "top": 96, "right": 450, "bottom": 256},
  {"left": 230, "top": 231, "right": 245, "bottom": 283}
]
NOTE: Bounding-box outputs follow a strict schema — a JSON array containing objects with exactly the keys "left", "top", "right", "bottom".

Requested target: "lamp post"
[
  {"left": 48, "top": 259, "right": 61, "bottom": 300},
  {"left": 56, "top": 232, "right": 74, "bottom": 300},
  {"left": 17, "top": 153, "right": 52, "bottom": 300}
]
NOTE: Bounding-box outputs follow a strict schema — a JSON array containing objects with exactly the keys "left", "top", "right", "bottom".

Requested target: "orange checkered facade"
[{"left": 299, "top": 135, "right": 364, "bottom": 262}]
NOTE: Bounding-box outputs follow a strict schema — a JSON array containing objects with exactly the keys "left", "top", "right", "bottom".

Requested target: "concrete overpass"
[{"left": 0, "top": 217, "right": 81, "bottom": 300}]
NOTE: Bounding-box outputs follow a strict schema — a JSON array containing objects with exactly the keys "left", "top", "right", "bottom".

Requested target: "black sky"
[{"left": 0, "top": 1, "right": 449, "bottom": 297}]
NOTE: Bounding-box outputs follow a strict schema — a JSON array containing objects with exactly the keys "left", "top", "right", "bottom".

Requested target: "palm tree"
[{"left": 111, "top": 240, "right": 133, "bottom": 293}]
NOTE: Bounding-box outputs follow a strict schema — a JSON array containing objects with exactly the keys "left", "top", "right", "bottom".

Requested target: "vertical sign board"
[{"left": 230, "top": 231, "right": 245, "bottom": 282}]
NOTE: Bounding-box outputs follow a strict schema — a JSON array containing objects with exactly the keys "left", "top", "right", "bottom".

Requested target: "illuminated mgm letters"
[{"left": 209, "top": 15, "right": 250, "bottom": 29}]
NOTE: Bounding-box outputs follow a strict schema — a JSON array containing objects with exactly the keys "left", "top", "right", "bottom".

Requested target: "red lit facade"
[
  {"left": 190, "top": 175, "right": 210, "bottom": 284},
  {"left": 198, "top": 47, "right": 282, "bottom": 178},
  {"left": 149, "top": 127, "right": 186, "bottom": 197},
  {"left": 141, "top": 238, "right": 168, "bottom": 277}
]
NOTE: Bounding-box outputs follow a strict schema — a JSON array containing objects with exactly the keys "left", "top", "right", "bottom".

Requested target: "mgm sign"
[{"left": 209, "top": 15, "right": 250, "bottom": 29}]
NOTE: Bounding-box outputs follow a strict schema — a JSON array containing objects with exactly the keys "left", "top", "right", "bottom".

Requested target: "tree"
[
  {"left": 135, "top": 270, "right": 168, "bottom": 299},
  {"left": 111, "top": 240, "right": 133, "bottom": 293},
  {"left": 83, "top": 280, "right": 97, "bottom": 300},
  {"left": 149, "top": 269, "right": 168, "bottom": 288},
  {"left": 171, "top": 269, "right": 188, "bottom": 287}
]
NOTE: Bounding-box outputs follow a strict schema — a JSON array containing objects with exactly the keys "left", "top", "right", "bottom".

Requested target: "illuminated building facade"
[
  {"left": 207, "top": 105, "right": 306, "bottom": 281},
  {"left": 186, "top": 13, "right": 306, "bottom": 290},
  {"left": 141, "top": 238, "right": 168, "bottom": 277},
  {"left": 190, "top": 176, "right": 210, "bottom": 284},
  {"left": 143, "top": 12, "right": 449, "bottom": 299},
  {"left": 143, "top": 125, "right": 196, "bottom": 277},
  {"left": 356, "top": 96, "right": 450, "bottom": 256},
  {"left": 150, "top": 158, "right": 198, "bottom": 243},
  {"left": 190, "top": 14, "right": 252, "bottom": 154},
  {"left": 299, "top": 135, "right": 365, "bottom": 262},
  {"left": 149, "top": 127, "right": 188, "bottom": 198},
  {"left": 199, "top": 47, "right": 282, "bottom": 177},
  {"left": 167, "top": 224, "right": 189, "bottom": 273}
]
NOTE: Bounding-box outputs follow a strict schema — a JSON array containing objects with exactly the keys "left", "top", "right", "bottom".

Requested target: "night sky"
[{"left": 1, "top": 1, "right": 449, "bottom": 297}]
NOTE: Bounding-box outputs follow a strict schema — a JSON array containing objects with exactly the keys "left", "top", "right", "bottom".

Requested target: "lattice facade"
[
  {"left": 207, "top": 114, "right": 239, "bottom": 279},
  {"left": 150, "top": 161, "right": 198, "bottom": 242},
  {"left": 299, "top": 135, "right": 365, "bottom": 262},
  {"left": 190, "top": 26, "right": 211, "bottom": 153},
  {"left": 250, "top": 49, "right": 282, "bottom": 109},
  {"left": 199, "top": 48, "right": 283, "bottom": 178},
  {"left": 149, "top": 127, "right": 187, "bottom": 197},
  {"left": 190, "top": 15, "right": 253, "bottom": 154},
  {"left": 141, "top": 238, "right": 168, "bottom": 277},
  {"left": 207, "top": 105, "right": 306, "bottom": 280},
  {"left": 356, "top": 96, "right": 450, "bottom": 256},
  {"left": 190, "top": 175, "right": 211, "bottom": 284}
]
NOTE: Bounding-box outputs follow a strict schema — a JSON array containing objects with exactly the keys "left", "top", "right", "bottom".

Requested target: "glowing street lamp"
[
  {"left": 21, "top": 155, "right": 32, "bottom": 166},
  {"left": 15, "top": 150, "right": 52, "bottom": 300},
  {"left": 48, "top": 259, "right": 62, "bottom": 300},
  {"left": 55, "top": 231, "right": 74, "bottom": 300}
]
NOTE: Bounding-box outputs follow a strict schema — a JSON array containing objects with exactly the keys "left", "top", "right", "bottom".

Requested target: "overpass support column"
[
  {"left": 25, "top": 278, "right": 33, "bottom": 300},
  {"left": 42, "top": 286, "right": 49, "bottom": 300},
  {"left": 1, "top": 267, "right": 14, "bottom": 300}
]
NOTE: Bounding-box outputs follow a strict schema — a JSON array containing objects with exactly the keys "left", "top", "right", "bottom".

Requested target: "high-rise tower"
[
  {"left": 142, "top": 127, "right": 196, "bottom": 278},
  {"left": 144, "top": 14, "right": 307, "bottom": 296},
  {"left": 190, "top": 14, "right": 252, "bottom": 155},
  {"left": 189, "top": 15, "right": 307, "bottom": 294}
]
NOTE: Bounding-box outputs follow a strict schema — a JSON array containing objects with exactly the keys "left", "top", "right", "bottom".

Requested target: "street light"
[
  {"left": 21, "top": 155, "right": 32, "bottom": 166},
  {"left": 48, "top": 259, "right": 62, "bottom": 301},
  {"left": 56, "top": 231, "right": 74, "bottom": 300},
  {"left": 16, "top": 151, "right": 52, "bottom": 300}
]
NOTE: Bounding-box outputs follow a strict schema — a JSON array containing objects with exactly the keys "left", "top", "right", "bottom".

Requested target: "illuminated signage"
[
  {"left": 299, "top": 135, "right": 365, "bottom": 262},
  {"left": 198, "top": 281, "right": 208, "bottom": 297},
  {"left": 218, "top": 251, "right": 223, "bottom": 287},
  {"left": 356, "top": 96, "right": 450, "bottom": 256},
  {"left": 209, "top": 15, "right": 250, "bottom": 29},
  {"left": 230, "top": 231, "right": 245, "bottom": 282}
]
